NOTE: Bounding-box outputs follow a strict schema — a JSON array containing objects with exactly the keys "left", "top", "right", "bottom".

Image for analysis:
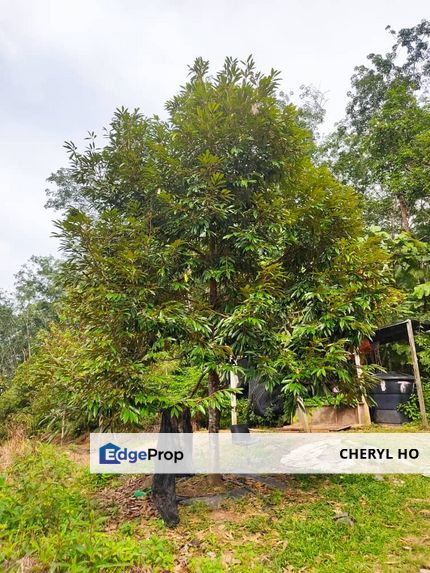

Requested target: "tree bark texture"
[
  {"left": 208, "top": 369, "right": 221, "bottom": 433},
  {"left": 152, "top": 408, "right": 192, "bottom": 527},
  {"left": 208, "top": 274, "right": 221, "bottom": 433},
  {"left": 397, "top": 194, "right": 411, "bottom": 232}
]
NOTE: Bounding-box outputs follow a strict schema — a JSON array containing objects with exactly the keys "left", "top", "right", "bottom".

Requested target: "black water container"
[
  {"left": 230, "top": 424, "right": 250, "bottom": 433},
  {"left": 369, "top": 372, "right": 415, "bottom": 424},
  {"left": 230, "top": 423, "right": 251, "bottom": 445}
]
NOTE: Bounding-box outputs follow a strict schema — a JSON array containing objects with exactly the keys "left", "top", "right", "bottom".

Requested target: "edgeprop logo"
[{"left": 99, "top": 442, "right": 184, "bottom": 465}]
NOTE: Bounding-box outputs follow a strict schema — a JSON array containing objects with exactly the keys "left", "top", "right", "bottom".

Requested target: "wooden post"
[
  {"left": 230, "top": 371, "right": 239, "bottom": 426},
  {"left": 353, "top": 349, "right": 371, "bottom": 426},
  {"left": 297, "top": 397, "right": 311, "bottom": 432},
  {"left": 406, "top": 319, "right": 428, "bottom": 428}
]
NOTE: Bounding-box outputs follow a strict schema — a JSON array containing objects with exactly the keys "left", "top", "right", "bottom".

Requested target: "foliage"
[
  {"left": 325, "top": 21, "right": 430, "bottom": 236},
  {"left": 361, "top": 230, "right": 430, "bottom": 397},
  {"left": 0, "top": 319, "right": 212, "bottom": 435},
  {"left": 217, "top": 225, "right": 400, "bottom": 411},
  {"left": 14, "top": 255, "right": 62, "bottom": 309},
  {"left": 0, "top": 442, "right": 164, "bottom": 572},
  {"left": 397, "top": 332, "right": 430, "bottom": 422},
  {"left": 40, "top": 58, "right": 313, "bottom": 430},
  {"left": 0, "top": 55, "right": 404, "bottom": 438},
  {"left": 303, "top": 393, "right": 359, "bottom": 408},
  {"left": 219, "top": 397, "right": 284, "bottom": 429},
  {"left": 3, "top": 437, "right": 430, "bottom": 572},
  {"left": 397, "top": 381, "right": 430, "bottom": 422},
  {"left": 380, "top": 231, "right": 430, "bottom": 318},
  {"left": 0, "top": 324, "right": 92, "bottom": 437},
  {"left": 0, "top": 256, "right": 61, "bottom": 381},
  {"left": 322, "top": 21, "right": 430, "bottom": 427},
  {"left": 0, "top": 292, "right": 19, "bottom": 380},
  {"left": 12, "top": 57, "right": 400, "bottom": 434},
  {"left": 140, "top": 536, "right": 174, "bottom": 570},
  {"left": 278, "top": 84, "right": 327, "bottom": 148}
]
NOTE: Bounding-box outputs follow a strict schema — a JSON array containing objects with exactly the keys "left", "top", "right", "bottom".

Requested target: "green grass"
[
  {"left": 0, "top": 443, "right": 148, "bottom": 572},
  {"left": 268, "top": 474, "right": 430, "bottom": 572},
  {"left": 353, "top": 422, "right": 428, "bottom": 433},
  {"left": 1, "top": 440, "right": 430, "bottom": 572},
  {"left": 175, "top": 474, "right": 430, "bottom": 573}
]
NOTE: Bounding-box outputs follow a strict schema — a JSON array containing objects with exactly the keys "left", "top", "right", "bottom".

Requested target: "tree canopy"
[
  {"left": 11, "top": 57, "right": 393, "bottom": 434},
  {"left": 325, "top": 21, "right": 430, "bottom": 237}
]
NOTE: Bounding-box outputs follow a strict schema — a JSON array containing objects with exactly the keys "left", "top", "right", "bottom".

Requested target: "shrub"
[{"left": 0, "top": 442, "right": 148, "bottom": 571}]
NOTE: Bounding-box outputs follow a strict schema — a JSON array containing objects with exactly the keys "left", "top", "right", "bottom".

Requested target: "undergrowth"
[{"left": 1, "top": 438, "right": 430, "bottom": 572}]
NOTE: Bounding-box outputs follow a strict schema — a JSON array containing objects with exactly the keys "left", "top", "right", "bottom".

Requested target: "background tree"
[
  {"left": 325, "top": 21, "right": 430, "bottom": 237},
  {"left": 0, "top": 256, "right": 62, "bottom": 433},
  {"left": 0, "top": 291, "right": 19, "bottom": 380},
  {"left": 0, "top": 256, "right": 60, "bottom": 380}
]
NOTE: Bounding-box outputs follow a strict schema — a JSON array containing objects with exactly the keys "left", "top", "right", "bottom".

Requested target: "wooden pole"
[
  {"left": 406, "top": 320, "right": 428, "bottom": 428},
  {"left": 230, "top": 371, "right": 239, "bottom": 426},
  {"left": 297, "top": 397, "right": 311, "bottom": 433},
  {"left": 353, "top": 349, "right": 371, "bottom": 426}
]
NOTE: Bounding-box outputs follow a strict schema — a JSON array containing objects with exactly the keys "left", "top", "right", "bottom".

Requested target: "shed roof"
[{"left": 373, "top": 320, "right": 430, "bottom": 345}]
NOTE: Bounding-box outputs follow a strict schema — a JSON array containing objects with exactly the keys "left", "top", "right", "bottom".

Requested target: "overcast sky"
[{"left": 1, "top": 0, "right": 429, "bottom": 291}]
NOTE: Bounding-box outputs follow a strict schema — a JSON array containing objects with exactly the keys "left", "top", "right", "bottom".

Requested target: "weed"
[{"left": 141, "top": 535, "right": 174, "bottom": 571}]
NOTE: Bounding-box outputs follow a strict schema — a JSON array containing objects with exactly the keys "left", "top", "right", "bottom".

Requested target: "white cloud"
[{"left": 0, "top": 0, "right": 429, "bottom": 289}]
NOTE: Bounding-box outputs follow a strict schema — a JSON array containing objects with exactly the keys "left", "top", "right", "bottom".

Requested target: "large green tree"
[{"left": 39, "top": 57, "right": 399, "bottom": 434}]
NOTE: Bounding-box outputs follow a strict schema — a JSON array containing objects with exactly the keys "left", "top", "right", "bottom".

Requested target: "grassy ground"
[{"left": 0, "top": 433, "right": 429, "bottom": 572}]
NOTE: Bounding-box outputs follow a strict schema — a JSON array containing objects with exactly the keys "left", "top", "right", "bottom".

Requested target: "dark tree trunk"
[
  {"left": 175, "top": 407, "right": 194, "bottom": 480},
  {"left": 180, "top": 407, "right": 193, "bottom": 433},
  {"left": 152, "top": 410, "right": 179, "bottom": 527},
  {"left": 208, "top": 274, "right": 221, "bottom": 434},
  {"left": 153, "top": 408, "right": 192, "bottom": 527},
  {"left": 208, "top": 369, "right": 221, "bottom": 433},
  {"left": 207, "top": 240, "right": 223, "bottom": 484},
  {"left": 397, "top": 194, "right": 411, "bottom": 232},
  {"left": 207, "top": 370, "right": 223, "bottom": 485},
  {"left": 152, "top": 470, "right": 178, "bottom": 527}
]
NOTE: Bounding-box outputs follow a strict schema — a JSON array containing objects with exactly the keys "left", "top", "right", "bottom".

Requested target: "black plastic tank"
[{"left": 369, "top": 372, "right": 415, "bottom": 424}]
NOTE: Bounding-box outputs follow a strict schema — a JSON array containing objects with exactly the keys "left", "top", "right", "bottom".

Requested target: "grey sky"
[{"left": 1, "top": 0, "right": 429, "bottom": 291}]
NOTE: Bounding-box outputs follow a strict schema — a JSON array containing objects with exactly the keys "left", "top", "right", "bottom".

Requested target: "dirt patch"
[
  {"left": 401, "top": 535, "right": 430, "bottom": 547},
  {"left": 0, "top": 431, "right": 30, "bottom": 471},
  {"left": 63, "top": 443, "right": 90, "bottom": 465},
  {"left": 4, "top": 556, "right": 41, "bottom": 573},
  {"left": 95, "top": 473, "right": 290, "bottom": 528},
  {"left": 97, "top": 475, "right": 156, "bottom": 526},
  {"left": 210, "top": 507, "right": 248, "bottom": 523},
  {"left": 176, "top": 475, "right": 245, "bottom": 497}
]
